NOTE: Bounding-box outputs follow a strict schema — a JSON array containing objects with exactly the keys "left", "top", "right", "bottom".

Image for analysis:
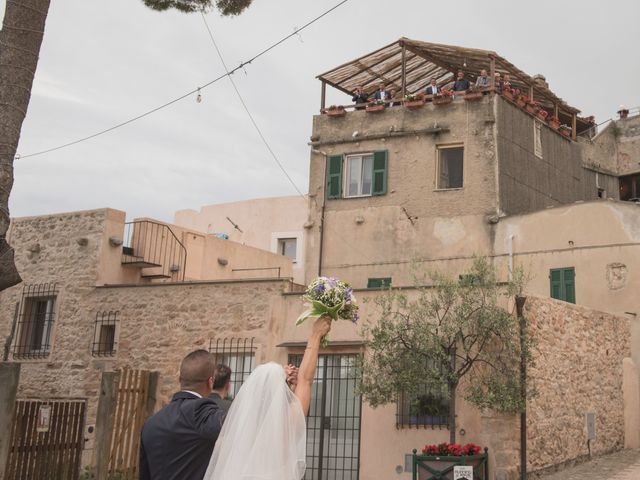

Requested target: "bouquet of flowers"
[{"left": 296, "top": 277, "right": 359, "bottom": 346}]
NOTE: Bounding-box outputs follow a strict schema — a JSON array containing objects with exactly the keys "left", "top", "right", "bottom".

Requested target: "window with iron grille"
[
  {"left": 397, "top": 386, "right": 450, "bottom": 428},
  {"left": 92, "top": 311, "right": 119, "bottom": 356},
  {"left": 208, "top": 338, "right": 256, "bottom": 399},
  {"left": 396, "top": 358, "right": 450, "bottom": 428},
  {"left": 12, "top": 283, "right": 59, "bottom": 359}
]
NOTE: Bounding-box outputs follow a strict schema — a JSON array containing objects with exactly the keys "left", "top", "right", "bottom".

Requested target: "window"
[
  {"left": 534, "top": 121, "right": 543, "bottom": 159},
  {"left": 367, "top": 277, "right": 392, "bottom": 288},
  {"left": 437, "top": 146, "right": 464, "bottom": 189},
  {"left": 397, "top": 374, "right": 450, "bottom": 428},
  {"left": 92, "top": 311, "right": 119, "bottom": 356},
  {"left": 278, "top": 238, "right": 297, "bottom": 263},
  {"left": 550, "top": 267, "right": 576, "bottom": 304},
  {"left": 13, "top": 283, "right": 58, "bottom": 359},
  {"left": 209, "top": 338, "right": 256, "bottom": 399},
  {"left": 619, "top": 173, "right": 640, "bottom": 202},
  {"left": 326, "top": 151, "right": 387, "bottom": 199}
]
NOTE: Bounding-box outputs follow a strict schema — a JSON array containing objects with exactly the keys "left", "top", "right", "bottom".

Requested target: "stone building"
[{"left": 1, "top": 39, "right": 639, "bottom": 480}]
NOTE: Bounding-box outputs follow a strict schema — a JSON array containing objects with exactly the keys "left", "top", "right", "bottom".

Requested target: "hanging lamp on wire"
[{"left": 196, "top": 87, "right": 202, "bottom": 103}]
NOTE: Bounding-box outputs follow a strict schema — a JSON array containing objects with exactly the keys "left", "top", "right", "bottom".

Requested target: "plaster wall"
[
  {"left": 306, "top": 96, "right": 499, "bottom": 287},
  {"left": 493, "top": 201, "right": 640, "bottom": 317},
  {"left": 174, "top": 196, "right": 307, "bottom": 283},
  {"left": 135, "top": 219, "right": 294, "bottom": 282}
]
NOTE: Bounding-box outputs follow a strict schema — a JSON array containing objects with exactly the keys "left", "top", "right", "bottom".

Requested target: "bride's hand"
[{"left": 312, "top": 315, "right": 332, "bottom": 337}]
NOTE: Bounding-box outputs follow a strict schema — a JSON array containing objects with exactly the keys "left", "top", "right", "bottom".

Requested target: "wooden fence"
[
  {"left": 4, "top": 399, "right": 85, "bottom": 480},
  {"left": 95, "top": 368, "right": 155, "bottom": 480}
]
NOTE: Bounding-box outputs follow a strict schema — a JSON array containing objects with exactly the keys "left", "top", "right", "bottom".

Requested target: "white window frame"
[
  {"left": 271, "top": 231, "right": 303, "bottom": 265},
  {"left": 277, "top": 238, "right": 297, "bottom": 263},
  {"left": 436, "top": 145, "right": 464, "bottom": 190},
  {"left": 344, "top": 153, "right": 375, "bottom": 198}
]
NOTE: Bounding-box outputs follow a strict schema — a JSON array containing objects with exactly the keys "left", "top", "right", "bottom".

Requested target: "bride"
[{"left": 203, "top": 315, "right": 332, "bottom": 480}]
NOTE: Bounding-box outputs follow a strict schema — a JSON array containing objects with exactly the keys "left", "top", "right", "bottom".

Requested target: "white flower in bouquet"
[{"left": 296, "top": 277, "right": 359, "bottom": 346}]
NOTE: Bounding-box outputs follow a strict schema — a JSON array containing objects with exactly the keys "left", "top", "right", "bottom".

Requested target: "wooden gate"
[
  {"left": 4, "top": 399, "right": 85, "bottom": 480},
  {"left": 100, "top": 368, "right": 154, "bottom": 480}
]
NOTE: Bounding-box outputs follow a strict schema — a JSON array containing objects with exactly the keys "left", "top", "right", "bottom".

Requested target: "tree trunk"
[
  {"left": 0, "top": 0, "right": 51, "bottom": 291},
  {"left": 448, "top": 381, "right": 456, "bottom": 444}
]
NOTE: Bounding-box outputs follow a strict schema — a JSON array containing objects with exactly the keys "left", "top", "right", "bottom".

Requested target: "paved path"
[{"left": 537, "top": 449, "right": 640, "bottom": 480}]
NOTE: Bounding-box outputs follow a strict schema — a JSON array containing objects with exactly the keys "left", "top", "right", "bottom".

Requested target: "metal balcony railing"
[{"left": 121, "top": 220, "right": 187, "bottom": 282}]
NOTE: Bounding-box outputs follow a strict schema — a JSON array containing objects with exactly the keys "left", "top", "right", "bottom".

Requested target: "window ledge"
[{"left": 433, "top": 187, "right": 464, "bottom": 192}]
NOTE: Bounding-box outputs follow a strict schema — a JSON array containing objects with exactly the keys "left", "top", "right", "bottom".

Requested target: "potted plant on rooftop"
[
  {"left": 559, "top": 124, "right": 572, "bottom": 138},
  {"left": 536, "top": 108, "right": 549, "bottom": 121},
  {"left": 404, "top": 93, "right": 425, "bottom": 109},
  {"left": 464, "top": 86, "right": 483, "bottom": 101},
  {"left": 548, "top": 115, "right": 561, "bottom": 130},
  {"left": 433, "top": 89, "right": 453, "bottom": 106},
  {"left": 325, "top": 105, "right": 346, "bottom": 117},
  {"left": 366, "top": 99, "right": 386, "bottom": 113},
  {"left": 525, "top": 99, "right": 540, "bottom": 115},
  {"left": 502, "top": 86, "right": 515, "bottom": 100},
  {"left": 515, "top": 94, "right": 528, "bottom": 109}
]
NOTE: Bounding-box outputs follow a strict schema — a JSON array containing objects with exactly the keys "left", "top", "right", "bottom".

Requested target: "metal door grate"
[{"left": 289, "top": 353, "right": 361, "bottom": 480}]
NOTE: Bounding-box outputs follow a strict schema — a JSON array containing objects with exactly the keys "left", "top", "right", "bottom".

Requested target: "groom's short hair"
[
  {"left": 212, "top": 365, "right": 232, "bottom": 389},
  {"left": 179, "top": 349, "right": 215, "bottom": 390}
]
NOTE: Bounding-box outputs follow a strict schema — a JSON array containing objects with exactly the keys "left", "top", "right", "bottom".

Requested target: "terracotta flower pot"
[
  {"left": 515, "top": 96, "right": 527, "bottom": 108},
  {"left": 502, "top": 89, "right": 514, "bottom": 100},
  {"left": 548, "top": 120, "right": 560, "bottom": 130},
  {"left": 536, "top": 110, "right": 549, "bottom": 121},
  {"left": 525, "top": 103, "right": 538, "bottom": 114},
  {"left": 464, "top": 92, "right": 483, "bottom": 101},
  {"left": 433, "top": 96, "right": 452, "bottom": 106},
  {"left": 366, "top": 104, "right": 385, "bottom": 113},
  {"left": 326, "top": 108, "right": 346, "bottom": 118},
  {"left": 404, "top": 99, "right": 425, "bottom": 109}
]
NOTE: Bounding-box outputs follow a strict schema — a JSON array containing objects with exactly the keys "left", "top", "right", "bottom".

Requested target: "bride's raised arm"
[{"left": 294, "top": 315, "right": 332, "bottom": 415}]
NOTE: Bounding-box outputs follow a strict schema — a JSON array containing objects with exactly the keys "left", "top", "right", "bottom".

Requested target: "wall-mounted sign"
[
  {"left": 37, "top": 404, "right": 51, "bottom": 433},
  {"left": 453, "top": 465, "right": 473, "bottom": 480}
]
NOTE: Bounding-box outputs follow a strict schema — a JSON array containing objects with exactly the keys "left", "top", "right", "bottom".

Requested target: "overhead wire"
[
  {"left": 199, "top": 11, "right": 305, "bottom": 198},
  {"left": 16, "top": 0, "right": 351, "bottom": 160}
]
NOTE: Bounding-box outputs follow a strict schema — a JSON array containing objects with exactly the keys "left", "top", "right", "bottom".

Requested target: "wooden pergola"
[{"left": 317, "top": 38, "right": 591, "bottom": 139}]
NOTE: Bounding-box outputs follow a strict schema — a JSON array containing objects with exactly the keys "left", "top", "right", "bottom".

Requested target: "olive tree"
[{"left": 358, "top": 257, "right": 534, "bottom": 443}]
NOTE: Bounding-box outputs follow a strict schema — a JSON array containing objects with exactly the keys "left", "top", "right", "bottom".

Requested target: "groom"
[
  {"left": 140, "top": 351, "right": 300, "bottom": 479},
  {"left": 139, "top": 350, "right": 225, "bottom": 480}
]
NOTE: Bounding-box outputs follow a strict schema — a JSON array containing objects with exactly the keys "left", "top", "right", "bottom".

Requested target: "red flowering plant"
[{"left": 421, "top": 442, "right": 483, "bottom": 457}]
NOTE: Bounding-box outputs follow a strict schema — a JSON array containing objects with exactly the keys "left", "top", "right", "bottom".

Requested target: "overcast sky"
[{"left": 4, "top": 0, "right": 639, "bottom": 223}]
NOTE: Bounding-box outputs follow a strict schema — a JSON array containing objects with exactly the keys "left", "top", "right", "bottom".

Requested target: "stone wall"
[{"left": 524, "top": 296, "right": 630, "bottom": 472}]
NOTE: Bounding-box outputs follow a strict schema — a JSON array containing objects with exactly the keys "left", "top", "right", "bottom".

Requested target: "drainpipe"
[
  {"left": 508, "top": 234, "right": 515, "bottom": 281},
  {"left": 318, "top": 204, "right": 325, "bottom": 277},
  {"left": 515, "top": 295, "right": 528, "bottom": 480},
  {"left": 313, "top": 149, "right": 328, "bottom": 277}
]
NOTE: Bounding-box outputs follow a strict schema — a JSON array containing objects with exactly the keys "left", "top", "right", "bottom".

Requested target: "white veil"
[{"left": 204, "top": 362, "right": 307, "bottom": 480}]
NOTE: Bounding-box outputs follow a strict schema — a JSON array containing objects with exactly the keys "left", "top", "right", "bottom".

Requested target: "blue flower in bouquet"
[{"left": 296, "top": 277, "right": 359, "bottom": 345}]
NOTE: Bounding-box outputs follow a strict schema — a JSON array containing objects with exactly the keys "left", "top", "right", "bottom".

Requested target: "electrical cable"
[
  {"left": 200, "top": 12, "right": 305, "bottom": 198},
  {"left": 16, "top": 0, "right": 350, "bottom": 160}
]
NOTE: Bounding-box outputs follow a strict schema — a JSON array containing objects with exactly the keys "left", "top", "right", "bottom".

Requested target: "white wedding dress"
[{"left": 203, "top": 362, "right": 307, "bottom": 480}]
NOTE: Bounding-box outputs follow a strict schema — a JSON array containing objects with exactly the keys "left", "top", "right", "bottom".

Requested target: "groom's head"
[{"left": 179, "top": 349, "right": 215, "bottom": 396}]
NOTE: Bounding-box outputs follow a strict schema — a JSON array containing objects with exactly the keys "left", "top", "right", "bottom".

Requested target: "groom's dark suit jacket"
[{"left": 139, "top": 391, "right": 225, "bottom": 480}]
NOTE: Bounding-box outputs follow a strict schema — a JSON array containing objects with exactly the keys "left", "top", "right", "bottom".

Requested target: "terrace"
[{"left": 316, "top": 38, "right": 594, "bottom": 140}]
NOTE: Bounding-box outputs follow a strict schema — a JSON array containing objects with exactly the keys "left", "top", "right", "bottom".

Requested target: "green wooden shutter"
[
  {"left": 550, "top": 269, "right": 562, "bottom": 300},
  {"left": 372, "top": 150, "right": 388, "bottom": 196},
  {"left": 367, "top": 277, "right": 392, "bottom": 288},
  {"left": 326, "top": 155, "right": 343, "bottom": 199},
  {"left": 563, "top": 268, "right": 576, "bottom": 304},
  {"left": 550, "top": 267, "right": 576, "bottom": 303}
]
